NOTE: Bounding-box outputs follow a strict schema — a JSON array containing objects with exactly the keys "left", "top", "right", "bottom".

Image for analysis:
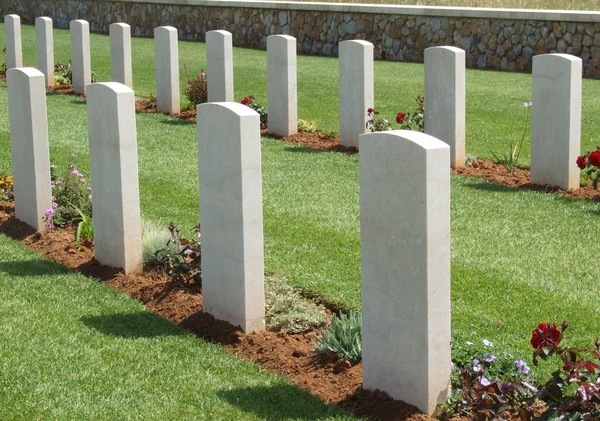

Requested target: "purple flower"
[
  {"left": 515, "top": 360, "right": 530, "bottom": 375},
  {"left": 50, "top": 184, "right": 55, "bottom": 189},
  {"left": 479, "top": 377, "right": 491, "bottom": 387},
  {"left": 56, "top": 181, "right": 62, "bottom": 186},
  {"left": 81, "top": 179, "right": 86, "bottom": 184},
  {"left": 52, "top": 202, "right": 58, "bottom": 208},
  {"left": 88, "top": 194, "right": 92, "bottom": 201},
  {"left": 44, "top": 209, "right": 55, "bottom": 217},
  {"left": 70, "top": 164, "right": 76, "bottom": 170},
  {"left": 52, "top": 196, "right": 56, "bottom": 201},
  {"left": 72, "top": 153, "right": 77, "bottom": 158},
  {"left": 87, "top": 187, "right": 92, "bottom": 191},
  {"left": 73, "top": 170, "right": 82, "bottom": 177},
  {"left": 484, "top": 354, "right": 496, "bottom": 363},
  {"left": 45, "top": 223, "right": 53, "bottom": 230}
]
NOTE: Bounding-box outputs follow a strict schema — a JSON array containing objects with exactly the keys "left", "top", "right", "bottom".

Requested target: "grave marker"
[
  {"left": 36, "top": 17, "right": 55, "bottom": 88},
  {"left": 155, "top": 26, "right": 180, "bottom": 114},
  {"left": 206, "top": 30, "right": 234, "bottom": 102},
  {"left": 110, "top": 23, "right": 133, "bottom": 88},
  {"left": 70, "top": 20, "right": 91, "bottom": 95},
  {"left": 5, "top": 14, "right": 23, "bottom": 69},
  {"left": 267, "top": 35, "right": 297, "bottom": 137}
]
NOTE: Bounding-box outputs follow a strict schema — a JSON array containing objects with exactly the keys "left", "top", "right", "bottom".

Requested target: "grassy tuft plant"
[
  {"left": 141, "top": 219, "right": 178, "bottom": 267},
  {"left": 313, "top": 311, "right": 362, "bottom": 363},
  {"left": 72, "top": 204, "right": 93, "bottom": 247},
  {"left": 265, "top": 275, "right": 328, "bottom": 333}
]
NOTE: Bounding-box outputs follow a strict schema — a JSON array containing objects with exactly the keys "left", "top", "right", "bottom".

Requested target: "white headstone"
[
  {"left": 531, "top": 54, "right": 582, "bottom": 190},
  {"left": 110, "top": 23, "right": 133, "bottom": 88},
  {"left": 425, "top": 46, "right": 466, "bottom": 168},
  {"left": 267, "top": 35, "right": 297, "bottom": 137},
  {"left": 360, "top": 130, "right": 451, "bottom": 415},
  {"left": 339, "top": 40, "right": 374, "bottom": 149},
  {"left": 206, "top": 30, "right": 234, "bottom": 102},
  {"left": 70, "top": 20, "right": 91, "bottom": 95},
  {"left": 7, "top": 68, "right": 52, "bottom": 232},
  {"left": 86, "top": 82, "right": 142, "bottom": 274},
  {"left": 5, "top": 14, "right": 23, "bottom": 69},
  {"left": 154, "top": 26, "right": 180, "bottom": 115},
  {"left": 197, "top": 102, "right": 265, "bottom": 333},
  {"left": 36, "top": 17, "right": 55, "bottom": 88}
]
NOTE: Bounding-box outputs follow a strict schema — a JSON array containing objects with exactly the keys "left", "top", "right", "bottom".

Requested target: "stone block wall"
[{"left": 2, "top": 0, "right": 600, "bottom": 77}]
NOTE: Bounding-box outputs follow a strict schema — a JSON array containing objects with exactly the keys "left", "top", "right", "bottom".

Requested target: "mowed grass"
[
  {"left": 282, "top": 0, "right": 600, "bottom": 10},
  {"left": 1, "top": 24, "right": 600, "bottom": 383},
  {"left": 0, "top": 235, "right": 355, "bottom": 420}
]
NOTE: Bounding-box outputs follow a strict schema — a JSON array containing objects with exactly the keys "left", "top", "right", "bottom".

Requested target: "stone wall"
[{"left": 2, "top": 0, "right": 600, "bottom": 77}]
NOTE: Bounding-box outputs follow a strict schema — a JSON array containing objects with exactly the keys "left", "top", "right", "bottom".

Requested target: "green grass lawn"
[
  {"left": 0, "top": 234, "right": 355, "bottom": 420},
  {"left": 1, "top": 22, "right": 600, "bottom": 398}
]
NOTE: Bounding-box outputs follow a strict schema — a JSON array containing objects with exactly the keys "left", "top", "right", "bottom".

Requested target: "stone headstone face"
[
  {"left": 425, "top": 46, "right": 466, "bottom": 168},
  {"left": 339, "top": 40, "right": 374, "bottom": 149},
  {"left": 197, "top": 102, "right": 265, "bottom": 333},
  {"left": 70, "top": 20, "right": 91, "bottom": 95},
  {"left": 359, "top": 130, "right": 451, "bottom": 415},
  {"left": 267, "top": 35, "right": 297, "bottom": 137},
  {"left": 110, "top": 23, "right": 133, "bottom": 88},
  {"left": 86, "top": 82, "right": 142, "bottom": 274},
  {"left": 531, "top": 53, "right": 582, "bottom": 190},
  {"left": 35, "top": 17, "right": 55, "bottom": 88},
  {"left": 206, "top": 30, "right": 234, "bottom": 102},
  {"left": 154, "top": 26, "right": 180, "bottom": 115},
  {"left": 7, "top": 68, "right": 52, "bottom": 232},
  {"left": 5, "top": 14, "right": 23, "bottom": 69}
]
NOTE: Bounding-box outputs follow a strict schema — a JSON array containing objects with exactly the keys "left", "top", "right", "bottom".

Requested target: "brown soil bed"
[{"left": 0, "top": 200, "right": 443, "bottom": 421}]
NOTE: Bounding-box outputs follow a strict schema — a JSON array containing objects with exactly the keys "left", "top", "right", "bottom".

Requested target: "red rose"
[
  {"left": 530, "top": 323, "right": 562, "bottom": 350},
  {"left": 367, "top": 108, "right": 375, "bottom": 114},
  {"left": 241, "top": 97, "right": 250, "bottom": 105},
  {"left": 396, "top": 112, "right": 406, "bottom": 124},
  {"left": 589, "top": 151, "right": 600, "bottom": 167},
  {"left": 577, "top": 156, "right": 587, "bottom": 170}
]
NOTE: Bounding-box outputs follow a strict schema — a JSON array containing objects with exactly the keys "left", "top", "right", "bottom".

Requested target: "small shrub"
[
  {"left": 297, "top": 119, "right": 318, "bottom": 133},
  {"left": 313, "top": 311, "right": 362, "bottom": 363},
  {"left": 577, "top": 147, "right": 600, "bottom": 189},
  {"left": 73, "top": 204, "right": 93, "bottom": 247},
  {"left": 0, "top": 62, "right": 7, "bottom": 77},
  {"left": 161, "top": 222, "right": 202, "bottom": 288},
  {"left": 241, "top": 96, "right": 268, "bottom": 129},
  {"left": 184, "top": 67, "right": 208, "bottom": 106},
  {"left": 366, "top": 96, "right": 425, "bottom": 133},
  {"left": 265, "top": 275, "right": 328, "bottom": 333},
  {"left": 0, "top": 174, "right": 14, "bottom": 201},
  {"left": 466, "top": 153, "right": 477, "bottom": 166},
  {"left": 146, "top": 93, "right": 158, "bottom": 110},
  {"left": 43, "top": 156, "right": 92, "bottom": 229},
  {"left": 141, "top": 219, "right": 178, "bottom": 267},
  {"left": 54, "top": 61, "right": 98, "bottom": 86}
]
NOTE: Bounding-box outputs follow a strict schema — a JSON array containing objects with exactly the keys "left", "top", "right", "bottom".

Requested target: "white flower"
[
  {"left": 523, "top": 101, "right": 532, "bottom": 108},
  {"left": 483, "top": 339, "right": 494, "bottom": 347}
]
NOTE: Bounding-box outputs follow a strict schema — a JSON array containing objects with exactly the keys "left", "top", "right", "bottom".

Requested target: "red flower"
[
  {"left": 367, "top": 108, "right": 375, "bottom": 114},
  {"left": 396, "top": 112, "right": 406, "bottom": 124},
  {"left": 241, "top": 97, "right": 251, "bottom": 105},
  {"left": 589, "top": 151, "right": 600, "bottom": 167},
  {"left": 530, "top": 323, "right": 562, "bottom": 350},
  {"left": 577, "top": 156, "right": 587, "bottom": 170}
]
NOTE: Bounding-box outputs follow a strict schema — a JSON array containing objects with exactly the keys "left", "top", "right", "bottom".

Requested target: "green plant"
[
  {"left": 490, "top": 101, "right": 531, "bottom": 174},
  {"left": 297, "top": 119, "right": 318, "bottom": 133},
  {"left": 54, "top": 61, "right": 98, "bottom": 86},
  {"left": 0, "top": 174, "right": 14, "bottom": 201},
  {"left": 146, "top": 93, "right": 158, "bottom": 110},
  {"left": 0, "top": 62, "right": 7, "bottom": 77},
  {"left": 241, "top": 96, "right": 268, "bottom": 129},
  {"left": 156, "top": 222, "right": 202, "bottom": 288},
  {"left": 141, "top": 219, "right": 179, "bottom": 267},
  {"left": 576, "top": 148, "right": 600, "bottom": 189},
  {"left": 265, "top": 275, "right": 328, "bottom": 333},
  {"left": 366, "top": 95, "right": 425, "bottom": 133},
  {"left": 184, "top": 66, "right": 208, "bottom": 106},
  {"left": 313, "top": 311, "right": 362, "bottom": 363},
  {"left": 466, "top": 153, "right": 478, "bottom": 166},
  {"left": 44, "top": 155, "right": 92, "bottom": 229},
  {"left": 72, "top": 204, "right": 93, "bottom": 247}
]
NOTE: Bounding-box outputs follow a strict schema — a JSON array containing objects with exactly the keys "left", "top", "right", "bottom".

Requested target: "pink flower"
[
  {"left": 45, "top": 223, "right": 53, "bottom": 230},
  {"left": 87, "top": 187, "right": 92, "bottom": 191},
  {"left": 72, "top": 153, "right": 77, "bottom": 158},
  {"left": 88, "top": 194, "right": 92, "bottom": 201},
  {"left": 44, "top": 209, "right": 55, "bottom": 217}
]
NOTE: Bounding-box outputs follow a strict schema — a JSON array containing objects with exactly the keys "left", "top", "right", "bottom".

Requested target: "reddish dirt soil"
[{"left": 0, "top": 201, "right": 445, "bottom": 421}]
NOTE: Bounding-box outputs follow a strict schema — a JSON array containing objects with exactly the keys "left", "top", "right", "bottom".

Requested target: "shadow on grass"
[
  {"left": 217, "top": 384, "right": 347, "bottom": 420},
  {"left": 80, "top": 312, "right": 184, "bottom": 339},
  {"left": 0, "top": 259, "right": 71, "bottom": 277},
  {"left": 464, "top": 181, "right": 515, "bottom": 193},
  {"left": 283, "top": 146, "right": 326, "bottom": 154}
]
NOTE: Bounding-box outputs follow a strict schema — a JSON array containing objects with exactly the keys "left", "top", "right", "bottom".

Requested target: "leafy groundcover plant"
[
  {"left": 0, "top": 174, "right": 14, "bottom": 201},
  {"left": 42, "top": 155, "right": 93, "bottom": 246},
  {"left": 184, "top": 67, "right": 208, "bottom": 106},
  {"left": 366, "top": 95, "right": 425, "bottom": 133},
  {"left": 441, "top": 322, "right": 600, "bottom": 421},
  {"left": 241, "top": 96, "right": 268, "bottom": 129},
  {"left": 577, "top": 148, "right": 600, "bottom": 189}
]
